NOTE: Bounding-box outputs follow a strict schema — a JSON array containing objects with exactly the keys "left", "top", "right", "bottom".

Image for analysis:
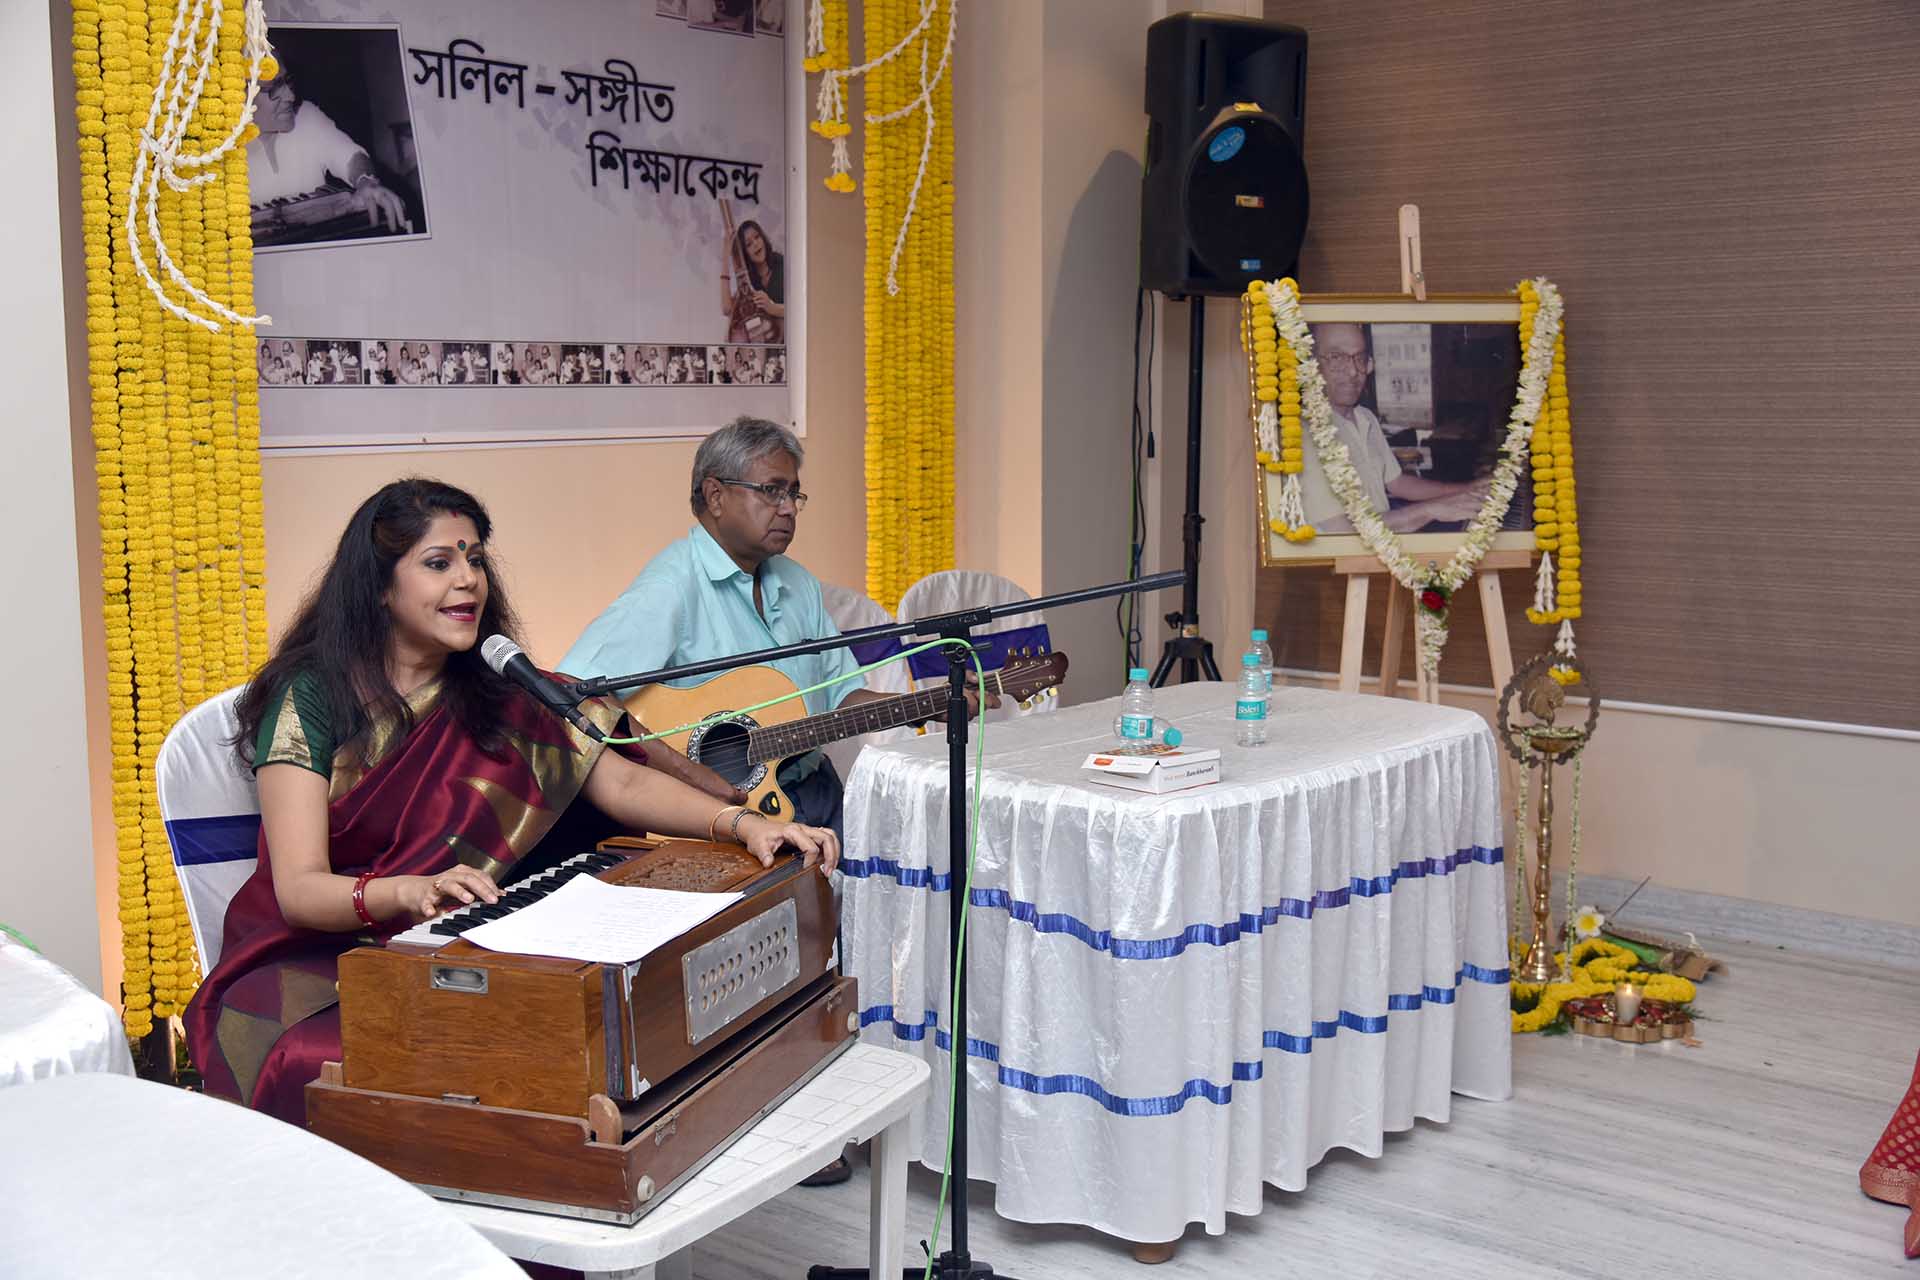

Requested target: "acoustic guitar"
[{"left": 625, "top": 651, "right": 1069, "bottom": 819}]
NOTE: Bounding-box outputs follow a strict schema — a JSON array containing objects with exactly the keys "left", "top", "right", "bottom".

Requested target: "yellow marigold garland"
[
  {"left": 1509, "top": 937, "right": 1696, "bottom": 1034},
  {"left": 1524, "top": 287, "right": 1584, "bottom": 683},
  {"left": 811, "top": 0, "right": 956, "bottom": 609},
  {"left": 72, "top": 0, "right": 270, "bottom": 1035}
]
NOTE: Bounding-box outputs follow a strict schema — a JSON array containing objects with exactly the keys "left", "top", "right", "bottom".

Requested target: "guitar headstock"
[{"left": 989, "top": 649, "right": 1069, "bottom": 705}]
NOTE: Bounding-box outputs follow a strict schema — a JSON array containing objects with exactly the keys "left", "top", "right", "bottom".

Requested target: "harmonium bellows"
[{"left": 305, "top": 839, "right": 856, "bottom": 1223}]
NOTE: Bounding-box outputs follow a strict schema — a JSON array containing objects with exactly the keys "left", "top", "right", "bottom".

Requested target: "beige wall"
[
  {"left": 1285, "top": 672, "right": 1920, "bottom": 930},
  {"left": 4, "top": 0, "right": 102, "bottom": 989},
  {"left": 952, "top": 1, "right": 1044, "bottom": 595}
]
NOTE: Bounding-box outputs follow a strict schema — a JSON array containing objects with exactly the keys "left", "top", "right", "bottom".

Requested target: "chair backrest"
[
  {"left": 817, "top": 584, "right": 914, "bottom": 780},
  {"left": 895, "top": 570, "right": 1057, "bottom": 718},
  {"left": 155, "top": 687, "right": 260, "bottom": 976}
]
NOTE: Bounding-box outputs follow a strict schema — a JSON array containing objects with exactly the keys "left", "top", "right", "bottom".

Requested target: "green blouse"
[{"left": 254, "top": 671, "right": 336, "bottom": 778}]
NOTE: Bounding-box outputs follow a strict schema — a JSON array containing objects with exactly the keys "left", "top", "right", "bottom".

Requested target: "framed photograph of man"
[
  {"left": 250, "top": 24, "right": 430, "bottom": 251},
  {"left": 1256, "top": 296, "right": 1536, "bottom": 566}
]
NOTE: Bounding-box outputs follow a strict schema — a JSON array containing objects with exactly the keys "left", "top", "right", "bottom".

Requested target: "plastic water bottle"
[
  {"left": 1236, "top": 653, "right": 1269, "bottom": 746},
  {"left": 1250, "top": 629, "right": 1274, "bottom": 692},
  {"left": 1117, "top": 667, "right": 1155, "bottom": 742}
]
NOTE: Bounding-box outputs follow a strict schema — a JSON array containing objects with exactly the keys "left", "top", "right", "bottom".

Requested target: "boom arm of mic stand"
[{"left": 566, "top": 570, "right": 1188, "bottom": 701}]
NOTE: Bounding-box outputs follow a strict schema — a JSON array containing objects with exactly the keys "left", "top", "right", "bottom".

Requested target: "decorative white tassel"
[
  {"left": 1555, "top": 619, "right": 1577, "bottom": 659},
  {"left": 1533, "top": 549, "right": 1556, "bottom": 615},
  {"left": 1254, "top": 401, "right": 1279, "bottom": 459},
  {"left": 1277, "top": 473, "right": 1307, "bottom": 530},
  {"left": 829, "top": 135, "right": 851, "bottom": 182},
  {"left": 806, "top": 0, "right": 827, "bottom": 61}
]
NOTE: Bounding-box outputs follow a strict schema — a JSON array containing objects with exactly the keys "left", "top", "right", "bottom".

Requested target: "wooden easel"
[
  {"left": 1333, "top": 206, "right": 1523, "bottom": 704},
  {"left": 1335, "top": 549, "right": 1526, "bottom": 703}
]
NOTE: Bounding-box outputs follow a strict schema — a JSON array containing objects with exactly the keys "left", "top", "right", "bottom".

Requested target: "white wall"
[{"left": 3, "top": 1, "right": 102, "bottom": 990}]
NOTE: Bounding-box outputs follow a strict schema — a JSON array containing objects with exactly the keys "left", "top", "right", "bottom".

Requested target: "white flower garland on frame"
[{"left": 1261, "top": 277, "right": 1565, "bottom": 678}]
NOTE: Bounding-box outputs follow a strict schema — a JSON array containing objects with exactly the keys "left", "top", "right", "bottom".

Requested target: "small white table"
[
  {"left": 0, "top": 933, "right": 134, "bottom": 1087},
  {"left": 454, "top": 1043, "right": 932, "bottom": 1280},
  {"left": 0, "top": 1073, "right": 525, "bottom": 1279}
]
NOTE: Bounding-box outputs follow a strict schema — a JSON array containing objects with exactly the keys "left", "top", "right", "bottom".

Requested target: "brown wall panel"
[{"left": 1258, "top": 0, "right": 1920, "bottom": 727}]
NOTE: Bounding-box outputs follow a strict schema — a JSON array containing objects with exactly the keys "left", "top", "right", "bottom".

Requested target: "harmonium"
[{"left": 305, "top": 838, "right": 855, "bottom": 1223}]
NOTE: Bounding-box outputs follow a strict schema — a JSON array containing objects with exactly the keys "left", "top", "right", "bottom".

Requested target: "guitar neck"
[{"left": 744, "top": 676, "right": 998, "bottom": 764}]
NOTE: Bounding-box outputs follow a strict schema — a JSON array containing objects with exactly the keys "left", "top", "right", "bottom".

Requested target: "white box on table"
[{"left": 1080, "top": 747, "right": 1222, "bottom": 794}]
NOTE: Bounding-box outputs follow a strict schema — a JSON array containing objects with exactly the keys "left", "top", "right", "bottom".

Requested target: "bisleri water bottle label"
[
  {"left": 1236, "top": 699, "right": 1266, "bottom": 721},
  {"left": 1119, "top": 714, "right": 1153, "bottom": 739}
]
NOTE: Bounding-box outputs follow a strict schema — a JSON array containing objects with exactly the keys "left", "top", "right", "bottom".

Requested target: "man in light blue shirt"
[{"left": 560, "top": 417, "right": 884, "bottom": 839}]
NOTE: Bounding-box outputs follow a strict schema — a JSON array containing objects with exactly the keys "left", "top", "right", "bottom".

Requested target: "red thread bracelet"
[{"left": 351, "top": 870, "right": 377, "bottom": 928}]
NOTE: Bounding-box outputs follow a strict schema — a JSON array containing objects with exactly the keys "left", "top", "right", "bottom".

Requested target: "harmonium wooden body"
[{"left": 306, "top": 838, "right": 856, "bottom": 1223}]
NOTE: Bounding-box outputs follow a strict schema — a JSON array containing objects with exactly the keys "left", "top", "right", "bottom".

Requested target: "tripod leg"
[
  {"left": 1150, "top": 645, "right": 1177, "bottom": 688},
  {"left": 1200, "top": 641, "right": 1220, "bottom": 682}
]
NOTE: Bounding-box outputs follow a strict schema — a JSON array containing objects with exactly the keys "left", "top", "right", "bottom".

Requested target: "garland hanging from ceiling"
[
  {"left": 71, "top": 0, "right": 272, "bottom": 1037},
  {"left": 807, "top": 0, "right": 957, "bottom": 610}
]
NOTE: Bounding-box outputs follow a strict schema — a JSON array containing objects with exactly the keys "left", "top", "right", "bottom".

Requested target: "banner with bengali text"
[{"left": 253, "top": 0, "right": 792, "bottom": 447}]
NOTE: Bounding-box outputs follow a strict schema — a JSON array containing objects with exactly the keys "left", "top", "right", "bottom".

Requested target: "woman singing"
[
  {"left": 183, "top": 479, "right": 837, "bottom": 1124},
  {"left": 720, "top": 219, "right": 785, "bottom": 344}
]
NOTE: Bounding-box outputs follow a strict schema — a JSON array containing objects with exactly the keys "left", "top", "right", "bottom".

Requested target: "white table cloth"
[
  {"left": 0, "top": 933, "right": 135, "bottom": 1087},
  {"left": 0, "top": 1072, "right": 524, "bottom": 1279},
  {"left": 839, "top": 682, "right": 1512, "bottom": 1243}
]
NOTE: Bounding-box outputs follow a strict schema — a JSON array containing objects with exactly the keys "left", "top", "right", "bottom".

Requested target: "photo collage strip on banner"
[{"left": 253, "top": 0, "right": 791, "bottom": 447}]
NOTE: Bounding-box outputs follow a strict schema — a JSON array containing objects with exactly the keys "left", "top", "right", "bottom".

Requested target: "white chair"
[
  {"left": 155, "top": 686, "right": 260, "bottom": 976},
  {"left": 818, "top": 583, "right": 915, "bottom": 782},
  {"left": 895, "top": 570, "right": 1057, "bottom": 720}
]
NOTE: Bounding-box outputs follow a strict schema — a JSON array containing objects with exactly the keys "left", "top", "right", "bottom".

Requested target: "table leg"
[{"left": 869, "top": 1115, "right": 909, "bottom": 1276}]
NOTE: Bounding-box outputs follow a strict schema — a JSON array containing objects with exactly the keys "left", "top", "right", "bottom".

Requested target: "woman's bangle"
[
  {"left": 728, "top": 808, "right": 755, "bottom": 842},
  {"left": 351, "top": 870, "right": 377, "bottom": 928},
  {"left": 709, "top": 804, "right": 742, "bottom": 844}
]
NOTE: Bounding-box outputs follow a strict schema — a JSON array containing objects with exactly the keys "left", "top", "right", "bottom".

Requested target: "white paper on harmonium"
[{"left": 459, "top": 874, "right": 742, "bottom": 965}]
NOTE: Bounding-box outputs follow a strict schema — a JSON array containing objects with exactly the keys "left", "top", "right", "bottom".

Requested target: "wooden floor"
[{"left": 680, "top": 935, "right": 1920, "bottom": 1278}]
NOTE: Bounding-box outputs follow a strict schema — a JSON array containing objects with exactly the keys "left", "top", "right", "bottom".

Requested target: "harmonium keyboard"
[
  {"left": 251, "top": 180, "right": 413, "bottom": 246},
  {"left": 305, "top": 838, "right": 855, "bottom": 1223}
]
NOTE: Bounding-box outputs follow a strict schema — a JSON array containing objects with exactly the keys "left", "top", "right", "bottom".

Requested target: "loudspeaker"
[{"left": 1141, "top": 13, "right": 1309, "bottom": 298}]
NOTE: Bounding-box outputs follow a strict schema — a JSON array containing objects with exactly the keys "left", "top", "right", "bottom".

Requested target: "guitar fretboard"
[{"left": 744, "top": 673, "right": 1004, "bottom": 764}]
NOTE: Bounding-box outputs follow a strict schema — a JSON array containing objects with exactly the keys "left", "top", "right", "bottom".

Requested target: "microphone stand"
[{"left": 568, "top": 569, "right": 1185, "bottom": 1280}]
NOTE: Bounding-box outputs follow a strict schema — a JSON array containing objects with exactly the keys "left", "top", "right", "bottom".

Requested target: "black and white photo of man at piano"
[
  {"left": 248, "top": 26, "right": 428, "bottom": 249},
  {"left": 721, "top": 212, "right": 786, "bottom": 344}
]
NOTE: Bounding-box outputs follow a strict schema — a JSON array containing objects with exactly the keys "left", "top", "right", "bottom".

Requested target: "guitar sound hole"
[{"left": 695, "top": 720, "right": 755, "bottom": 786}]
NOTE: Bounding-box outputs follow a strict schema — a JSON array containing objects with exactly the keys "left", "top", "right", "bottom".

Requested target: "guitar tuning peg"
[{"left": 1019, "top": 699, "right": 1032, "bottom": 711}]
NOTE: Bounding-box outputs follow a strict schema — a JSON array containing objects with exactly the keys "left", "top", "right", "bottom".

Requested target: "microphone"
[{"left": 480, "top": 635, "right": 606, "bottom": 743}]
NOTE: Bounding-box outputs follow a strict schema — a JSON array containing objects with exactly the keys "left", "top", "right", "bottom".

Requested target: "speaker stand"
[{"left": 1152, "top": 295, "right": 1222, "bottom": 687}]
